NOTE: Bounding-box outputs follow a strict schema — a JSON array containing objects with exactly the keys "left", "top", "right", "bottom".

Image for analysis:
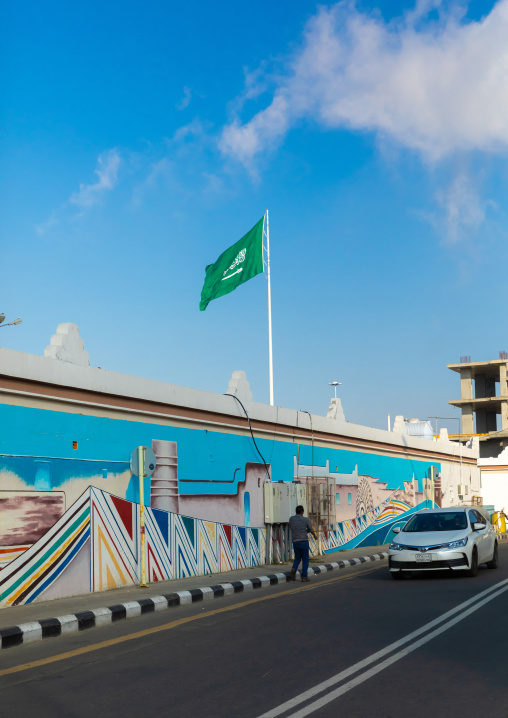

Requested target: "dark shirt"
[{"left": 289, "top": 514, "right": 314, "bottom": 542}]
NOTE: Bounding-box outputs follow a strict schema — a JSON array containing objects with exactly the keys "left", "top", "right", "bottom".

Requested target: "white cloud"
[
  {"left": 70, "top": 149, "right": 122, "bottom": 209},
  {"left": 433, "top": 170, "right": 490, "bottom": 243},
  {"left": 220, "top": 1, "right": 508, "bottom": 165},
  {"left": 129, "top": 119, "right": 226, "bottom": 208},
  {"left": 171, "top": 117, "right": 206, "bottom": 144},
  {"left": 176, "top": 86, "right": 192, "bottom": 111},
  {"left": 37, "top": 149, "right": 122, "bottom": 234},
  {"left": 36, "top": 211, "right": 59, "bottom": 236}
]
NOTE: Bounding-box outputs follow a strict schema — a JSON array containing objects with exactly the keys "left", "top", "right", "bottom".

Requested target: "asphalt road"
[{"left": 1, "top": 546, "right": 508, "bottom": 718}]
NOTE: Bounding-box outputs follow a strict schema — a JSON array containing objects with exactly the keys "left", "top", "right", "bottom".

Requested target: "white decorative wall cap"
[
  {"left": 326, "top": 397, "right": 346, "bottom": 422},
  {"left": 44, "top": 323, "right": 90, "bottom": 367},
  {"left": 437, "top": 428, "right": 451, "bottom": 442},
  {"left": 392, "top": 415, "right": 407, "bottom": 434},
  {"left": 225, "top": 370, "right": 253, "bottom": 404}
]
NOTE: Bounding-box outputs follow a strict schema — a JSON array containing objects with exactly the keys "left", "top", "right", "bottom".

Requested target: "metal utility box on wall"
[
  {"left": 294, "top": 483, "right": 307, "bottom": 515},
  {"left": 264, "top": 481, "right": 307, "bottom": 524},
  {"left": 264, "top": 482, "right": 281, "bottom": 523}
]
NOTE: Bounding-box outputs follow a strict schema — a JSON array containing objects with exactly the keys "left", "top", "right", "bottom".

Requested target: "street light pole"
[
  {"left": 0, "top": 314, "right": 22, "bottom": 328},
  {"left": 329, "top": 381, "right": 342, "bottom": 399}
]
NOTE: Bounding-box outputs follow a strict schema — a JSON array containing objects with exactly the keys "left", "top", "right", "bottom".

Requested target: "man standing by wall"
[{"left": 289, "top": 505, "right": 318, "bottom": 582}]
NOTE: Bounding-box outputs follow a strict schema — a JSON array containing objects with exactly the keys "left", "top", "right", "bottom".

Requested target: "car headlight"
[
  {"left": 444, "top": 538, "right": 468, "bottom": 549},
  {"left": 389, "top": 541, "right": 404, "bottom": 550}
]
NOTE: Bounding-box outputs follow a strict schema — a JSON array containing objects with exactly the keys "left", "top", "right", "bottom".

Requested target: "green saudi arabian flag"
[{"left": 199, "top": 216, "right": 265, "bottom": 311}]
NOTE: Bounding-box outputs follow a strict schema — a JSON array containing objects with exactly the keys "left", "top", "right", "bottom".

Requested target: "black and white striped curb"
[{"left": 0, "top": 552, "right": 387, "bottom": 649}]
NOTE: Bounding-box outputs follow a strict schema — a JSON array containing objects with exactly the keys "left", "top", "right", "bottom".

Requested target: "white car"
[{"left": 389, "top": 506, "right": 498, "bottom": 579}]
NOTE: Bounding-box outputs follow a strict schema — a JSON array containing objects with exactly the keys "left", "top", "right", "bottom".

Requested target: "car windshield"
[{"left": 403, "top": 512, "right": 467, "bottom": 532}]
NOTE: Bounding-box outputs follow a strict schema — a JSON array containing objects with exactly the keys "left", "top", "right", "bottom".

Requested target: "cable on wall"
[{"left": 224, "top": 393, "right": 271, "bottom": 482}]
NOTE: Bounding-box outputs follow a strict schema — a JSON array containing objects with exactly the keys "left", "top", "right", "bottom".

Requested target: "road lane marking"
[
  {"left": 0, "top": 565, "right": 379, "bottom": 678},
  {"left": 258, "top": 577, "right": 508, "bottom": 718},
  {"left": 285, "top": 584, "right": 508, "bottom": 718}
]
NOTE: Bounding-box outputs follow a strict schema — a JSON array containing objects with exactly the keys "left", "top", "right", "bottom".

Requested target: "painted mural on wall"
[
  {"left": 0, "top": 403, "right": 441, "bottom": 566},
  {"left": 0, "top": 487, "right": 266, "bottom": 607},
  {"left": 294, "top": 458, "right": 439, "bottom": 525},
  {"left": 0, "top": 490, "right": 90, "bottom": 606},
  {"left": 320, "top": 498, "right": 431, "bottom": 554},
  {"left": 267, "top": 494, "right": 432, "bottom": 562},
  {"left": 0, "top": 485, "right": 430, "bottom": 607}
]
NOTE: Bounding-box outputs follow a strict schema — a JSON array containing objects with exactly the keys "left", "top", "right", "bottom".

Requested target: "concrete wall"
[{"left": 0, "top": 345, "right": 480, "bottom": 563}]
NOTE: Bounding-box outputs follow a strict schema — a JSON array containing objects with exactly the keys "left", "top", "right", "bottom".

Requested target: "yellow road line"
[{"left": 0, "top": 565, "right": 380, "bottom": 678}]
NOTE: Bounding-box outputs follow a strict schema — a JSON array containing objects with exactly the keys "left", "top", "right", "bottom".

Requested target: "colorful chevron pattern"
[
  {"left": 90, "top": 489, "right": 139, "bottom": 591},
  {"left": 0, "top": 487, "right": 267, "bottom": 606},
  {"left": 90, "top": 488, "right": 266, "bottom": 591}
]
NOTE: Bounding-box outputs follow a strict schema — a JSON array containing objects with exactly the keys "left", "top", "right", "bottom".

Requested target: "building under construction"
[{"left": 448, "top": 354, "right": 508, "bottom": 458}]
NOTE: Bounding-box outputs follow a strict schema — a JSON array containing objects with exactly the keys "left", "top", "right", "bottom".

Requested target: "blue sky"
[{"left": 2, "top": 0, "right": 507, "bottom": 431}]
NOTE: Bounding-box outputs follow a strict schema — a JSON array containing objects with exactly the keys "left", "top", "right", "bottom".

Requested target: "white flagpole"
[{"left": 265, "top": 209, "right": 274, "bottom": 406}]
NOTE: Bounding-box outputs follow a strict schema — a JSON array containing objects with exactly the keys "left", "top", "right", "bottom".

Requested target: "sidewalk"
[{"left": 0, "top": 544, "right": 388, "bottom": 645}]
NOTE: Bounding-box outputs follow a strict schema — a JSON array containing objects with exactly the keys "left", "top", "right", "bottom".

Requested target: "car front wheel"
[
  {"left": 487, "top": 542, "right": 499, "bottom": 569},
  {"left": 467, "top": 547, "right": 479, "bottom": 577}
]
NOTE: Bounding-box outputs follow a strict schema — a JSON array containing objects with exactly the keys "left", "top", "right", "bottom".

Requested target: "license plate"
[{"left": 415, "top": 554, "right": 432, "bottom": 563}]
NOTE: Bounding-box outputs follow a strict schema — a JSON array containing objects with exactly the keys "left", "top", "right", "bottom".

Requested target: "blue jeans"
[{"left": 292, "top": 541, "right": 310, "bottom": 578}]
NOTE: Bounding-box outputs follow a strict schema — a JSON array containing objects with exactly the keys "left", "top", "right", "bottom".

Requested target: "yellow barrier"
[{"left": 492, "top": 511, "right": 507, "bottom": 533}]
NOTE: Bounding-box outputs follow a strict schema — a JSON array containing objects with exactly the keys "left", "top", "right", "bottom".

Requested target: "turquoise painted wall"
[{"left": 0, "top": 403, "right": 438, "bottom": 504}]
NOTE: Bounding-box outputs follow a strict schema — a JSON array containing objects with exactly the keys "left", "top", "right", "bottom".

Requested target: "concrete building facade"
[{"left": 448, "top": 357, "right": 508, "bottom": 458}]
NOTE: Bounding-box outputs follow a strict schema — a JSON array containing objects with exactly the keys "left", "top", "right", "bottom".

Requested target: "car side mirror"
[
  {"left": 473, "top": 522, "right": 486, "bottom": 531},
  {"left": 393, "top": 526, "right": 401, "bottom": 534}
]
